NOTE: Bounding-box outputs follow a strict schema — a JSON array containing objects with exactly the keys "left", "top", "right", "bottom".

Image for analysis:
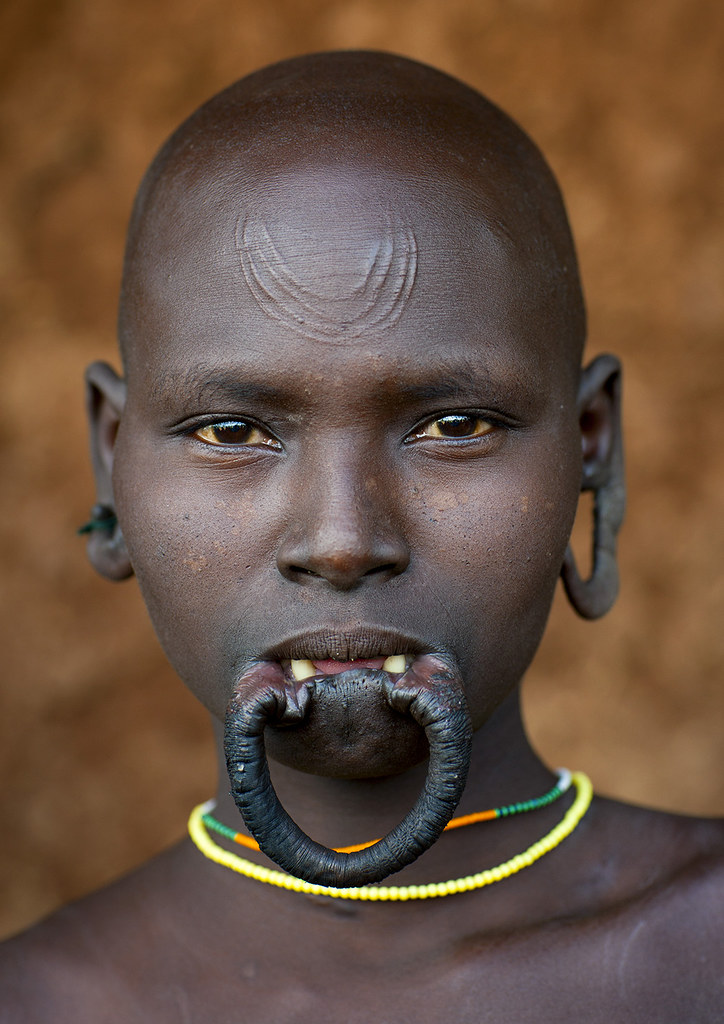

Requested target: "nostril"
[
  {"left": 284, "top": 559, "right": 404, "bottom": 588},
  {"left": 365, "top": 563, "right": 398, "bottom": 577},
  {"left": 277, "top": 528, "right": 410, "bottom": 589}
]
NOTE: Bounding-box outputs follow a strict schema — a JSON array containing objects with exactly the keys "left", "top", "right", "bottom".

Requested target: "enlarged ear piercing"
[
  {"left": 561, "top": 472, "right": 625, "bottom": 619},
  {"left": 77, "top": 503, "right": 118, "bottom": 535},
  {"left": 561, "top": 356, "right": 625, "bottom": 620}
]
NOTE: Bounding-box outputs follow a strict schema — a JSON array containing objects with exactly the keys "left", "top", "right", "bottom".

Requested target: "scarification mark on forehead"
[{"left": 236, "top": 210, "right": 418, "bottom": 343}]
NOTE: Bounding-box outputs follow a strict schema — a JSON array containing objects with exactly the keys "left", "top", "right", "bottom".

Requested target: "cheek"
[
  {"left": 112, "top": 443, "right": 280, "bottom": 711},
  {"left": 412, "top": 451, "right": 578, "bottom": 579},
  {"left": 408, "top": 449, "right": 579, "bottom": 720}
]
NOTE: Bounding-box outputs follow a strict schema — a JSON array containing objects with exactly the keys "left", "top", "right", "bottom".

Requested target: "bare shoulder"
[
  {"left": 1, "top": 908, "right": 112, "bottom": 1024},
  {"left": 584, "top": 795, "right": 724, "bottom": 924},
  {"left": 447, "top": 801, "right": 724, "bottom": 1023},
  {"left": 614, "top": 810, "right": 724, "bottom": 1019},
  {"left": 634, "top": 812, "right": 724, "bottom": 957},
  {"left": 0, "top": 843, "right": 202, "bottom": 1024},
  {"left": 568, "top": 798, "right": 724, "bottom": 1017}
]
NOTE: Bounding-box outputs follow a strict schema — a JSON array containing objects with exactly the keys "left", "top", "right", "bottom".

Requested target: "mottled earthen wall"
[{"left": 1, "top": 0, "right": 722, "bottom": 938}]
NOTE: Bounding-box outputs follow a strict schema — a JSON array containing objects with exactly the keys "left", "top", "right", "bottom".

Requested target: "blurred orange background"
[{"left": 1, "top": 0, "right": 722, "bottom": 939}]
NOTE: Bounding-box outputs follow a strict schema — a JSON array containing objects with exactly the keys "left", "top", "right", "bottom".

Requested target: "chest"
[{"left": 127, "top": 918, "right": 717, "bottom": 1024}]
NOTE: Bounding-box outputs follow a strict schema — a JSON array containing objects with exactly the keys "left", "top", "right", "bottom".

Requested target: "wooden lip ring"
[{"left": 224, "top": 661, "right": 473, "bottom": 887}]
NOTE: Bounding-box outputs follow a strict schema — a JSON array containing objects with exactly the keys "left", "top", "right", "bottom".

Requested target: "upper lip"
[{"left": 264, "top": 626, "right": 432, "bottom": 662}]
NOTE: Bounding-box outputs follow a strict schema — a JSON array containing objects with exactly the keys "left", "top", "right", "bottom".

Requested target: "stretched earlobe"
[
  {"left": 561, "top": 354, "right": 625, "bottom": 620},
  {"left": 83, "top": 361, "right": 133, "bottom": 581}
]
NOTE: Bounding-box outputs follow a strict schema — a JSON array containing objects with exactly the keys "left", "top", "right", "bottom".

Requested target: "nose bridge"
[{"left": 276, "top": 439, "right": 409, "bottom": 589}]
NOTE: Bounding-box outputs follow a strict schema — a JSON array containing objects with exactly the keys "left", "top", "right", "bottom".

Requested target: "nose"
[{"left": 275, "top": 458, "right": 410, "bottom": 591}]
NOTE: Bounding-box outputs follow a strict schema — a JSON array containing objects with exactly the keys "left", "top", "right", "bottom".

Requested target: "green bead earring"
[{"left": 78, "top": 504, "right": 118, "bottom": 535}]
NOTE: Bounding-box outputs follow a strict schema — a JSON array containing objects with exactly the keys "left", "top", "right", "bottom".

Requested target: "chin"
[{"left": 264, "top": 670, "right": 429, "bottom": 778}]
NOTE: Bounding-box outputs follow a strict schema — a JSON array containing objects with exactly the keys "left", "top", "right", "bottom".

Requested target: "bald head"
[{"left": 118, "top": 52, "right": 585, "bottom": 375}]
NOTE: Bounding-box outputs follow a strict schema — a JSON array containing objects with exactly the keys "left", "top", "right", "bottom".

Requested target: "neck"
[{"left": 208, "top": 688, "right": 559, "bottom": 884}]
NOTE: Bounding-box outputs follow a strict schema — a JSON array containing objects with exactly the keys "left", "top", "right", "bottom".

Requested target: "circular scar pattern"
[{"left": 235, "top": 211, "right": 418, "bottom": 343}]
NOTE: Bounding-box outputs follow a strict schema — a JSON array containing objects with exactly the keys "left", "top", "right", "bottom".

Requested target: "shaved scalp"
[{"left": 119, "top": 52, "right": 585, "bottom": 370}]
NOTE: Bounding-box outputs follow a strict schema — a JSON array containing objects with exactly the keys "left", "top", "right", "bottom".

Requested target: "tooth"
[
  {"left": 290, "top": 659, "right": 316, "bottom": 681},
  {"left": 382, "top": 655, "right": 407, "bottom": 674}
]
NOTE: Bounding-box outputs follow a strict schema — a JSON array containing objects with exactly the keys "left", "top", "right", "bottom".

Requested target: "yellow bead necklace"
[{"left": 187, "top": 770, "right": 592, "bottom": 901}]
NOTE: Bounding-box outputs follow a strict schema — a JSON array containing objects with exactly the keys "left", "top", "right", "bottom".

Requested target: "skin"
[{"left": 2, "top": 53, "right": 722, "bottom": 1022}]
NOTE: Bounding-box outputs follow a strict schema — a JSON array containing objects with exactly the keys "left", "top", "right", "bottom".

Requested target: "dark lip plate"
[{"left": 264, "top": 626, "right": 433, "bottom": 663}]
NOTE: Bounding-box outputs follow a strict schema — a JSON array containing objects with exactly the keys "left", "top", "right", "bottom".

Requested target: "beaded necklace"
[
  {"left": 187, "top": 769, "right": 592, "bottom": 901},
  {"left": 203, "top": 767, "right": 571, "bottom": 853}
]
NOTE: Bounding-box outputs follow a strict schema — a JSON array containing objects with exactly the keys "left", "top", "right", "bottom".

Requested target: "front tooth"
[
  {"left": 290, "top": 659, "right": 316, "bottom": 681},
  {"left": 382, "top": 654, "right": 407, "bottom": 674}
]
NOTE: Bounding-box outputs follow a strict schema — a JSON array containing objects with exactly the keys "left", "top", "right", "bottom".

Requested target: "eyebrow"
[
  {"left": 392, "top": 355, "right": 519, "bottom": 405},
  {"left": 393, "top": 377, "right": 483, "bottom": 402},
  {"left": 157, "top": 367, "right": 296, "bottom": 410},
  {"left": 157, "top": 355, "right": 523, "bottom": 412}
]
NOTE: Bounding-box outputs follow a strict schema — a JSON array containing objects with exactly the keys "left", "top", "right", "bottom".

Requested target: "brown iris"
[
  {"left": 415, "top": 414, "right": 493, "bottom": 440},
  {"left": 194, "top": 420, "right": 281, "bottom": 448}
]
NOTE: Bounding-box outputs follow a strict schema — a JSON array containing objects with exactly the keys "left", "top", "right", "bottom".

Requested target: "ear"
[
  {"left": 84, "top": 361, "right": 133, "bottom": 581},
  {"left": 561, "top": 353, "right": 625, "bottom": 619}
]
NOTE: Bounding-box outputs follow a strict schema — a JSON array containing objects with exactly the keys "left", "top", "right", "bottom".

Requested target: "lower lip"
[{"left": 312, "top": 657, "right": 387, "bottom": 675}]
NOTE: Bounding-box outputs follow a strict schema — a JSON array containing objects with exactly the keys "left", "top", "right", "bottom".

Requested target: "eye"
[
  {"left": 193, "top": 420, "right": 281, "bottom": 449},
  {"left": 411, "top": 413, "right": 495, "bottom": 441}
]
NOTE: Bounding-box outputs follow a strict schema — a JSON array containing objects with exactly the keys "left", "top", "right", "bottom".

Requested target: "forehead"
[
  {"left": 121, "top": 155, "right": 575, "bottom": 397},
  {"left": 147, "top": 164, "right": 509, "bottom": 312},
  {"left": 234, "top": 165, "right": 506, "bottom": 338}
]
